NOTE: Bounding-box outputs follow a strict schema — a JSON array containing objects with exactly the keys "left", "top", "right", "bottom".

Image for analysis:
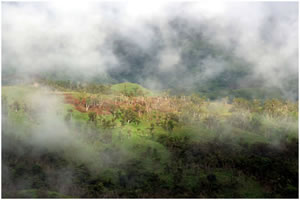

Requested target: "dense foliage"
[{"left": 2, "top": 83, "right": 298, "bottom": 198}]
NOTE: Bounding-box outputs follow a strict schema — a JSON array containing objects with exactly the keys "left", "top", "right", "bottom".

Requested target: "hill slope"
[{"left": 2, "top": 83, "right": 298, "bottom": 198}]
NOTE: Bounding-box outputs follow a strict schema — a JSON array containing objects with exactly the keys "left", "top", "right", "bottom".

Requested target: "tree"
[
  {"left": 160, "top": 113, "right": 179, "bottom": 132},
  {"left": 11, "top": 101, "right": 20, "bottom": 112},
  {"left": 2, "top": 95, "right": 8, "bottom": 116},
  {"left": 64, "top": 109, "right": 73, "bottom": 123},
  {"left": 148, "top": 123, "right": 155, "bottom": 138},
  {"left": 120, "top": 109, "right": 140, "bottom": 125},
  {"left": 85, "top": 97, "right": 92, "bottom": 111},
  {"left": 232, "top": 98, "right": 251, "bottom": 110},
  {"left": 88, "top": 112, "right": 97, "bottom": 123}
]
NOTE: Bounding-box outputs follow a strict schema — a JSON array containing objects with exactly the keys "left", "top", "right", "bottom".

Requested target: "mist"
[
  {"left": 2, "top": 86, "right": 136, "bottom": 197},
  {"left": 2, "top": 2, "right": 299, "bottom": 198},
  {"left": 2, "top": 2, "right": 298, "bottom": 99}
]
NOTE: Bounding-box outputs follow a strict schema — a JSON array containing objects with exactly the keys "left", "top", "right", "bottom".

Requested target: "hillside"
[
  {"left": 2, "top": 83, "right": 298, "bottom": 198},
  {"left": 2, "top": 2, "right": 298, "bottom": 198}
]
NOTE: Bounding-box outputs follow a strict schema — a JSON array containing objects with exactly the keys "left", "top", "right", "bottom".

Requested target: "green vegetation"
[
  {"left": 15, "top": 189, "right": 70, "bottom": 198},
  {"left": 110, "top": 82, "right": 154, "bottom": 97},
  {"left": 2, "top": 82, "right": 298, "bottom": 198},
  {"left": 39, "top": 79, "right": 154, "bottom": 97}
]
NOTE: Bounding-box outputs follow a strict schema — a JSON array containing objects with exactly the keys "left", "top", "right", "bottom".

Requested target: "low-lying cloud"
[{"left": 2, "top": 2, "right": 298, "bottom": 98}]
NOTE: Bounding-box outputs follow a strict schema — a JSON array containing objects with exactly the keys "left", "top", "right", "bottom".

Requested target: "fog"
[
  {"left": 2, "top": 2, "right": 298, "bottom": 197},
  {"left": 2, "top": 88, "right": 128, "bottom": 196},
  {"left": 2, "top": 2, "right": 298, "bottom": 99}
]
